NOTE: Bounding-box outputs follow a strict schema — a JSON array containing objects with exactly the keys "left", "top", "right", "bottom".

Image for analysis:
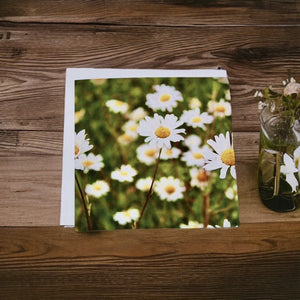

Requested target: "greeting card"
[{"left": 61, "top": 69, "right": 239, "bottom": 231}]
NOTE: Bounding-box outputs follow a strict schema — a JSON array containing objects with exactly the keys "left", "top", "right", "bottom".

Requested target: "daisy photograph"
[{"left": 74, "top": 73, "right": 239, "bottom": 231}]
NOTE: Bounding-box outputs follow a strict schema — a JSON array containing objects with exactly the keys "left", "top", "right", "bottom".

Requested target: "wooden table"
[{"left": 0, "top": 1, "right": 299, "bottom": 298}]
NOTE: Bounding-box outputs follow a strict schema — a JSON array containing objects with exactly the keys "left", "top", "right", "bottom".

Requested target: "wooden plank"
[
  {"left": 0, "top": 130, "right": 63, "bottom": 156},
  {"left": 0, "top": 223, "right": 299, "bottom": 298},
  {"left": 0, "top": 0, "right": 299, "bottom": 26},
  {"left": 0, "top": 156, "right": 61, "bottom": 226},
  {"left": 0, "top": 24, "right": 299, "bottom": 131},
  {"left": 0, "top": 154, "right": 299, "bottom": 226}
]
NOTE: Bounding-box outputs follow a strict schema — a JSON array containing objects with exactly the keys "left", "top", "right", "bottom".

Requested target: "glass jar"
[{"left": 257, "top": 106, "right": 300, "bottom": 212}]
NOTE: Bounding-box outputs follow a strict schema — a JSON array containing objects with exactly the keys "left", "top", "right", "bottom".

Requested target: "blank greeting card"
[{"left": 61, "top": 68, "right": 239, "bottom": 231}]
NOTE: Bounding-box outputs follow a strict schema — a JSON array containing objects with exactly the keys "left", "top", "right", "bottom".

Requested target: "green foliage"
[{"left": 75, "top": 77, "right": 239, "bottom": 231}]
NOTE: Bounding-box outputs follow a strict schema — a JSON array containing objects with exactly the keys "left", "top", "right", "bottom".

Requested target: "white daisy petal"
[
  {"left": 74, "top": 129, "right": 93, "bottom": 158},
  {"left": 280, "top": 153, "right": 299, "bottom": 191},
  {"left": 230, "top": 166, "right": 237, "bottom": 179}
]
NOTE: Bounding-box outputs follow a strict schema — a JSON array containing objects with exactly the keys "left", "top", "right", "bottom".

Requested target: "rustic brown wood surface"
[{"left": 0, "top": 0, "right": 300, "bottom": 298}]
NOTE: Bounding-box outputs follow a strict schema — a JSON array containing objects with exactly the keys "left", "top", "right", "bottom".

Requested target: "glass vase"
[{"left": 258, "top": 106, "right": 300, "bottom": 212}]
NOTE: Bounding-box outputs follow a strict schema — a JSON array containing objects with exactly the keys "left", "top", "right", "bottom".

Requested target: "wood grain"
[
  {"left": 1, "top": 155, "right": 299, "bottom": 226},
  {"left": 0, "top": 0, "right": 299, "bottom": 25},
  {"left": 0, "top": 24, "right": 299, "bottom": 131},
  {"left": 0, "top": 223, "right": 299, "bottom": 299},
  {"left": 0, "top": 1, "right": 300, "bottom": 298}
]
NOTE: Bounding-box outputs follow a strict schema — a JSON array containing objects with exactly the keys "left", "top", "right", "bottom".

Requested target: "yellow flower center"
[
  {"left": 145, "top": 149, "right": 157, "bottom": 157},
  {"left": 115, "top": 100, "right": 125, "bottom": 106},
  {"left": 143, "top": 184, "right": 151, "bottom": 191},
  {"left": 165, "top": 149, "right": 173, "bottom": 156},
  {"left": 120, "top": 134, "right": 133, "bottom": 142},
  {"left": 193, "top": 152, "right": 204, "bottom": 160},
  {"left": 82, "top": 160, "right": 94, "bottom": 167},
  {"left": 215, "top": 105, "right": 226, "bottom": 113},
  {"left": 221, "top": 148, "right": 235, "bottom": 166},
  {"left": 192, "top": 116, "right": 202, "bottom": 123},
  {"left": 165, "top": 185, "right": 175, "bottom": 194},
  {"left": 155, "top": 126, "right": 171, "bottom": 138},
  {"left": 75, "top": 145, "right": 79, "bottom": 156},
  {"left": 124, "top": 211, "right": 131, "bottom": 218},
  {"left": 159, "top": 94, "right": 171, "bottom": 102},
  {"left": 129, "top": 125, "right": 138, "bottom": 131},
  {"left": 120, "top": 171, "right": 129, "bottom": 176},
  {"left": 94, "top": 184, "right": 102, "bottom": 191},
  {"left": 197, "top": 171, "right": 209, "bottom": 182}
]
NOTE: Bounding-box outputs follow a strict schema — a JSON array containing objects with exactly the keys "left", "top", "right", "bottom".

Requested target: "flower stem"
[
  {"left": 75, "top": 172, "right": 92, "bottom": 231},
  {"left": 135, "top": 148, "right": 162, "bottom": 229},
  {"left": 273, "top": 152, "right": 281, "bottom": 196}
]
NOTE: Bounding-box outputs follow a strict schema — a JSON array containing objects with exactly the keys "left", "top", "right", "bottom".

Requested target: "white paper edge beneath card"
[{"left": 60, "top": 68, "right": 228, "bottom": 226}]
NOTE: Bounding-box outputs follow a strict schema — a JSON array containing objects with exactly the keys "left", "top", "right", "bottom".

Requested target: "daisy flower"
[
  {"left": 189, "top": 97, "right": 202, "bottom": 109},
  {"left": 111, "top": 164, "right": 137, "bottom": 182},
  {"left": 136, "top": 177, "right": 152, "bottom": 192},
  {"left": 181, "top": 146, "right": 210, "bottom": 167},
  {"left": 203, "top": 131, "right": 236, "bottom": 179},
  {"left": 225, "top": 183, "right": 238, "bottom": 200},
  {"left": 106, "top": 99, "right": 129, "bottom": 114},
  {"left": 160, "top": 147, "right": 181, "bottom": 160},
  {"left": 117, "top": 132, "right": 138, "bottom": 145},
  {"left": 180, "top": 108, "right": 213, "bottom": 129},
  {"left": 294, "top": 146, "right": 300, "bottom": 171},
  {"left": 215, "top": 219, "right": 232, "bottom": 228},
  {"left": 146, "top": 84, "right": 183, "bottom": 112},
  {"left": 154, "top": 176, "right": 186, "bottom": 202},
  {"left": 183, "top": 134, "right": 202, "bottom": 149},
  {"left": 180, "top": 220, "right": 204, "bottom": 229},
  {"left": 136, "top": 144, "right": 159, "bottom": 165},
  {"left": 138, "top": 113, "right": 185, "bottom": 149},
  {"left": 280, "top": 153, "right": 299, "bottom": 192},
  {"left": 208, "top": 99, "right": 231, "bottom": 118},
  {"left": 127, "top": 107, "right": 148, "bottom": 121},
  {"left": 85, "top": 180, "right": 110, "bottom": 198},
  {"left": 113, "top": 208, "right": 140, "bottom": 225},
  {"left": 74, "top": 129, "right": 93, "bottom": 159},
  {"left": 75, "top": 109, "right": 85, "bottom": 124},
  {"left": 122, "top": 120, "right": 139, "bottom": 135},
  {"left": 189, "top": 167, "right": 210, "bottom": 190},
  {"left": 75, "top": 153, "right": 104, "bottom": 173}
]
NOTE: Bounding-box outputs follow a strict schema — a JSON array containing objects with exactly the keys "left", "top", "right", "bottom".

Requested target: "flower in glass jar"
[
  {"left": 280, "top": 153, "right": 299, "bottom": 192},
  {"left": 294, "top": 146, "right": 300, "bottom": 170}
]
